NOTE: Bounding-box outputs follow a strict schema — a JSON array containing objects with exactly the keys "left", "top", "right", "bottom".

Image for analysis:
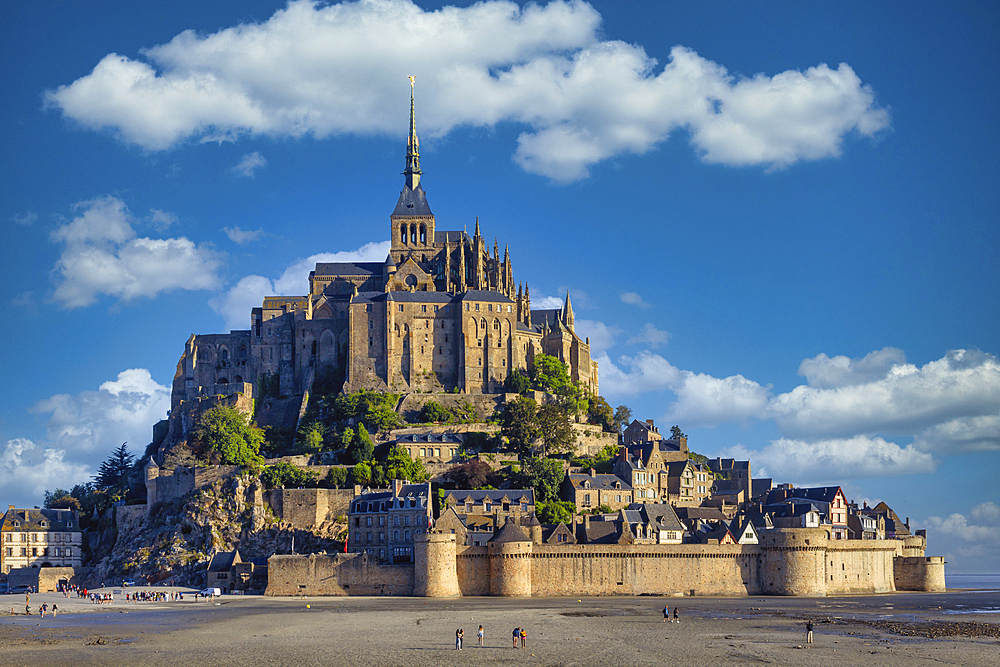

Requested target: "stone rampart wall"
[
  {"left": 528, "top": 544, "right": 761, "bottom": 596},
  {"left": 825, "top": 540, "right": 897, "bottom": 594},
  {"left": 568, "top": 423, "right": 618, "bottom": 457},
  {"left": 455, "top": 547, "right": 490, "bottom": 596},
  {"left": 265, "top": 553, "right": 413, "bottom": 596}
]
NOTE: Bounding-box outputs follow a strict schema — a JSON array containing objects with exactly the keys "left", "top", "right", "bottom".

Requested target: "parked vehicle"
[
  {"left": 8, "top": 585, "right": 31, "bottom": 595},
  {"left": 199, "top": 587, "right": 222, "bottom": 597},
  {"left": 122, "top": 579, "right": 136, "bottom": 587}
]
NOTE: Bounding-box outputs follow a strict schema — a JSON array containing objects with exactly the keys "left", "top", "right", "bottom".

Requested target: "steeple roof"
[
  {"left": 489, "top": 517, "right": 531, "bottom": 543},
  {"left": 392, "top": 77, "right": 433, "bottom": 217},
  {"left": 562, "top": 291, "right": 575, "bottom": 326}
]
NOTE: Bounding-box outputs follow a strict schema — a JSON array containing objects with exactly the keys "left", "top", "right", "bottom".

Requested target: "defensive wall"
[
  {"left": 145, "top": 463, "right": 241, "bottom": 513},
  {"left": 265, "top": 488, "right": 355, "bottom": 529},
  {"left": 264, "top": 528, "right": 945, "bottom": 597}
]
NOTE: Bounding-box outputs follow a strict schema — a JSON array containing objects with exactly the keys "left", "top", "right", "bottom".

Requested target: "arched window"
[
  {"left": 217, "top": 377, "right": 229, "bottom": 384},
  {"left": 400, "top": 224, "right": 407, "bottom": 244},
  {"left": 419, "top": 224, "right": 426, "bottom": 244},
  {"left": 238, "top": 344, "right": 247, "bottom": 361},
  {"left": 410, "top": 224, "right": 417, "bottom": 244}
]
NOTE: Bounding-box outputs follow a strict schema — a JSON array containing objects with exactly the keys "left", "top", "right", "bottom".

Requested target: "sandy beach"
[{"left": 1, "top": 588, "right": 997, "bottom": 666}]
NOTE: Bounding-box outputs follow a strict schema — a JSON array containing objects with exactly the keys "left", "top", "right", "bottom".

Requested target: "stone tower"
[
  {"left": 759, "top": 528, "right": 829, "bottom": 596},
  {"left": 413, "top": 530, "right": 460, "bottom": 597},
  {"left": 488, "top": 518, "right": 533, "bottom": 596}
]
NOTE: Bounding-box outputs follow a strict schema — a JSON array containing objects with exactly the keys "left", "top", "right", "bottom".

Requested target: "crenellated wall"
[{"left": 264, "top": 528, "right": 943, "bottom": 598}]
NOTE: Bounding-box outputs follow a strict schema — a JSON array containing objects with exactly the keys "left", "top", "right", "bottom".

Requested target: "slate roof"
[
  {"left": 446, "top": 489, "right": 535, "bottom": 505},
  {"left": 764, "top": 486, "right": 843, "bottom": 506},
  {"left": 566, "top": 473, "right": 632, "bottom": 491},
  {"left": 393, "top": 433, "right": 465, "bottom": 444},
  {"left": 763, "top": 500, "right": 822, "bottom": 518},
  {"left": 575, "top": 520, "right": 620, "bottom": 545},
  {"left": 673, "top": 506, "right": 728, "bottom": 524},
  {"left": 1, "top": 508, "right": 79, "bottom": 532},
  {"left": 461, "top": 290, "right": 514, "bottom": 303},
  {"left": 314, "top": 262, "right": 384, "bottom": 277},
  {"left": 751, "top": 478, "right": 773, "bottom": 500},
  {"left": 207, "top": 550, "right": 240, "bottom": 573},
  {"left": 392, "top": 184, "right": 433, "bottom": 217},
  {"left": 433, "top": 230, "right": 470, "bottom": 244},
  {"left": 627, "top": 503, "right": 685, "bottom": 532},
  {"left": 384, "top": 291, "right": 456, "bottom": 303},
  {"left": 490, "top": 518, "right": 531, "bottom": 543},
  {"left": 707, "top": 458, "right": 750, "bottom": 474}
]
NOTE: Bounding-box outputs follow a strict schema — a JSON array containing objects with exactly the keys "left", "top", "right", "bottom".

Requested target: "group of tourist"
[
  {"left": 89, "top": 592, "right": 114, "bottom": 604},
  {"left": 125, "top": 590, "right": 181, "bottom": 602},
  {"left": 662, "top": 606, "right": 680, "bottom": 622},
  {"left": 453, "top": 625, "right": 525, "bottom": 650}
]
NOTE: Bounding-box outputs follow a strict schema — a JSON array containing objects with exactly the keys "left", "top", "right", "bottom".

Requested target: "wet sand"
[{"left": 1, "top": 588, "right": 998, "bottom": 666}]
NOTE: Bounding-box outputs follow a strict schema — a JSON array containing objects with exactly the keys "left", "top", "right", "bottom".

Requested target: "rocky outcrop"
[{"left": 89, "top": 472, "right": 345, "bottom": 587}]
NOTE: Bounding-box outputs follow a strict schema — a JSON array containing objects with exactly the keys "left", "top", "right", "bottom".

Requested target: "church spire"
[
  {"left": 404, "top": 76, "right": 421, "bottom": 190},
  {"left": 562, "top": 291, "right": 575, "bottom": 328}
]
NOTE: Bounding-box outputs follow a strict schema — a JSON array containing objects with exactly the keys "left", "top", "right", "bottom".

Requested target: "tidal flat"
[{"left": 1, "top": 588, "right": 998, "bottom": 666}]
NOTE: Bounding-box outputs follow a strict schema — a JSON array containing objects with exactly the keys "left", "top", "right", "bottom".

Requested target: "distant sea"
[{"left": 947, "top": 573, "right": 1000, "bottom": 590}]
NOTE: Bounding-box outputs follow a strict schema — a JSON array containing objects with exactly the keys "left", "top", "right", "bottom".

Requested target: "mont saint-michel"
[{"left": 0, "top": 86, "right": 947, "bottom": 604}]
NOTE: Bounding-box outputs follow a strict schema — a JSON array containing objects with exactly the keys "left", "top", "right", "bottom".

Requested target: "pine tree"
[{"left": 93, "top": 442, "right": 134, "bottom": 490}]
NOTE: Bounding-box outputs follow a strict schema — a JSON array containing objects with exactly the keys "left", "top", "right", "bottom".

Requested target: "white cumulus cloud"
[
  {"left": 231, "top": 151, "right": 267, "bottom": 177},
  {"left": 798, "top": 347, "right": 907, "bottom": 388},
  {"left": 209, "top": 240, "right": 390, "bottom": 330},
  {"left": 0, "top": 439, "right": 92, "bottom": 509},
  {"left": 44, "top": 0, "right": 889, "bottom": 181},
  {"left": 627, "top": 322, "right": 670, "bottom": 347},
  {"left": 574, "top": 319, "right": 621, "bottom": 354},
  {"left": 30, "top": 368, "right": 171, "bottom": 456},
  {"left": 769, "top": 349, "right": 1000, "bottom": 442},
  {"left": 722, "top": 436, "right": 936, "bottom": 484},
  {"left": 223, "top": 226, "right": 264, "bottom": 245},
  {"left": 620, "top": 292, "right": 650, "bottom": 308},
  {"left": 49, "top": 196, "right": 223, "bottom": 308}
]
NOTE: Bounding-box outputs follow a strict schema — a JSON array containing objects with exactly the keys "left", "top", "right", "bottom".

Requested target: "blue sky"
[{"left": 2, "top": 1, "right": 997, "bottom": 573}]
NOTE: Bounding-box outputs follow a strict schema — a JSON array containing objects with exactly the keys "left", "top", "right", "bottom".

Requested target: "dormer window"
[
  {"left": 12, "top": 521, "right": 19, "bottom": 528},
  {"left": 583, "top": 481, "right": 590, "bottom": 489},
  {"left": 40, "top": 520, "right": 49, "bottom": 528}
]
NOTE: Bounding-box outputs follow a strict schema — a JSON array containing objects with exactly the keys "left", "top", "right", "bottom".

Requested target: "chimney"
[
  {"left": 394, "top": 479, "right": 405, "bottom": 496},
  {"left": 7, "top": 504, "right": 13, "bottom": 511},
  {"left": 646, "top": 419, "right": 654, "bottom": 426},
  {"left": 589, "top": 468, "right": 596, "bottom": 477},
  {"left": 583, "top": 514, "right": 591, "bottom": 534}
]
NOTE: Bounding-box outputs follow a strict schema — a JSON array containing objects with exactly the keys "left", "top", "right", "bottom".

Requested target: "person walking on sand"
[
  {"left": 40, "top": 603, "right": 47, "bottom": 618},
  {"left": 456, "top": 628, "right": 462, "bottom": 650},
  {"left": 477, "top": 625, "right": 484, "bottom": 646},
  {"left": 806, "top": 620, "right": 814, "bottom": 644},
  {"left": 663, "top": 605, "right": 669, "bottom": 622},
  {"left": 672, "top": 607, "right": 679, "bottom": 623},
  {"left": 52, "top": 604, "right": 58, "bottom": 618},
  {"left": 512, "top": 627, "right": 519, "bottom": 648},
  {"left": 520, "top": 627, "right": 526, "bottom": 648}
]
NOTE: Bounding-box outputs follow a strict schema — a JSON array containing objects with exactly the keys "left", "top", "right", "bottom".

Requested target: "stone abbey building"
[{"left": 168, "top": 84, "right": 596, "bottom": 436}]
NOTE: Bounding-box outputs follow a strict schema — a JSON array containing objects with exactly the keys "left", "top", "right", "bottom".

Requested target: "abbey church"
[{"left": 169, "top": 85, "right": 597, "bottom": 429}]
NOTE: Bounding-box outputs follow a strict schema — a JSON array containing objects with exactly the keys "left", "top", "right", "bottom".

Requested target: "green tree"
[
  {"left": 537, "top": 500, "right": 576, "bottom": 525},
  {"left": 194, "top": 406, "right": 265, "bottom": 466},
  {"left": 500, "top": 396, "right": 539, "bottom": 453},
  {"left": 297, "top": 420, "right": 326, "bottom": 454},
  {"left": 44, "top": 489, "right": 81, "bottom": 512},
  {"left": 512, "top": 457, "right": 565, "bottom": 503},
  {"left": 420, "top": 401, "right": 452, "bottom": 423},
  {"left": 346, "top": 424, "right": 375, "bottom": 464},
  {"left": 93, "top": 443, "right": 134, "bottom": 491},
  {"left": 351, "top": 461, "right": 372, "bottom": 486},
  {"left": 383, "top": 445, "right": 428, "bottom": 482},
  {"left": 531, "top": 354, "right": 572, "bottom": 393},
  {"left": 593, "top": 504, "right": 613, "bottom": 515},
  {"left": 536, "top": 403, "right": 574, "bottom": 455},
  {"left": 587, "top": 395, "right": 615, "bottom": 432},
  {"left": 324, "top": 466, "right": 349, "bottom": 488},
  {"left": 260, "top": 461, "right": 319, "bottom": 489},
  {"left": 505, "top": 369, "right": 532, "bottom": 395},
  {"left": 613, "top": 404, "right": 633, "bottom": 434},
  {"left": 670, "top": 425, "right": 687, "bottom": 440},
  {"left": 365, "top": 403, "right": 403, "bottom": 432},
  {"left": 572, "top": 443, "right": 618, "bottom": 475}
]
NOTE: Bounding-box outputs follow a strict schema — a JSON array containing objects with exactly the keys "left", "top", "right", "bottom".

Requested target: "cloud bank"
[
  {"left": 1, "top": 368, "right": 172, "bottom": 508},
  {"left": 50, "top": 196, "right": 222, "bottom": 308},
  {"left": 44, "top": 0, "right": 889, "bottom": 181}
]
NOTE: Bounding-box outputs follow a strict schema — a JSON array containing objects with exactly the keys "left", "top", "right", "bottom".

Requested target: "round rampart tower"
[
  {"left": 488, "top": 519, "right": 532, "bottom": 596},
  {"left": 759, "top": 528, "right": 828, "bottom": 596},
  {"left": 413, "top": 530, "right": 460, "bottom": 597}
]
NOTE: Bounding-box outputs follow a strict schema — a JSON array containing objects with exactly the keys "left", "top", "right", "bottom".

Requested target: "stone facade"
[{"left": 264, "top": 527, "right": 944, "bottom": 597}]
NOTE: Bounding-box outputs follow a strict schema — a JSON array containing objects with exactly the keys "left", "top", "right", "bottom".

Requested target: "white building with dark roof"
[{"left": 1, "top": 506, "right": 82, "bottom": 573}]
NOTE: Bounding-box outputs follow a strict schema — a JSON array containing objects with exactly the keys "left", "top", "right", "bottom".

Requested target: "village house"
[
  {"left": 1, "top": 506, "right": 82, "bottom": 574},
  {"left": 562, "top": 470, "right": 634, "bottom": 512},
  {"left": 707, "top": 457, "right": 752, "bottom": 504},
  {"left": 206, "top": 550, "right": 269, "bottom": 593},
  {"left": 347, "top": 480, "right": 432, "bottom": 564},
  {"left": 764, "top": 485, "right": 849, "bottom": 539},
  {"left": 665, "top": 459, "right": 712, "bottom": 506}
]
